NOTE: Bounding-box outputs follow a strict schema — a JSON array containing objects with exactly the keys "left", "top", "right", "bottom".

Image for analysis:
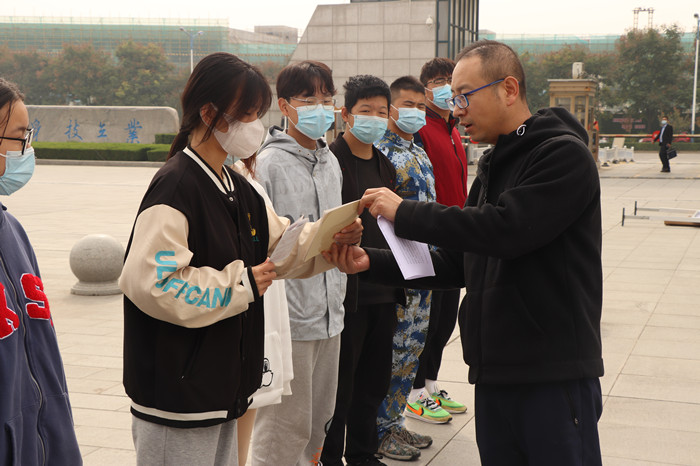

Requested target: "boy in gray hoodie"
[{"left": 252, "top": 60, "right": 345, "bottom": 466}]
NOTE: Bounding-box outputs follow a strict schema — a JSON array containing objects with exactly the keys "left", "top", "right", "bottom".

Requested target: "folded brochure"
[{"left": 304, "top": 200, "right": 360, "bottom": 261}]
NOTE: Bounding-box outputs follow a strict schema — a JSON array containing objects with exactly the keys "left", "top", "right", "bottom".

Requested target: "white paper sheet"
[
  {"left": 376, "top": 215, "right": 435, "bottom": 280},
  {"left": 269, "top": 216, "right": 309, "bottom": 264}
]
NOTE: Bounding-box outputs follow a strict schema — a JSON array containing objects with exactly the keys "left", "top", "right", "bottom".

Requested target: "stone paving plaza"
[{"left": 7, "top": 150, "right": 700, "bottom": 465}]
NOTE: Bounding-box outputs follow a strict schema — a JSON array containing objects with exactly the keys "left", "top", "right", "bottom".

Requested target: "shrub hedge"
[
  {"left": 33, "top": 142, "right": 170, "bottom": 162},
  {"left": 155, "top": 133, "right": 177, "bottom": 145},
  {"left": 33, "top": 139, "right": 698, "bottom": 164},
  {"left": 146, "top": 147, "right": 170, "bottom": 162}
]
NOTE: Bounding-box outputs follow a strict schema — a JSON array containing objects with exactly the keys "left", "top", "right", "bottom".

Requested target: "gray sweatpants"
[
  {"left": 132, "top": 415, "right": 238, "bottom": 466},
  {"left": 251, "top": 336, "right": 341, "bottom": 466}
]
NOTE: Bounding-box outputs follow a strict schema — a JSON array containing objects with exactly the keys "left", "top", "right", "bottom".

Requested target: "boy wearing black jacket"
[{"left": 321, "top": 75, "right": 404, "bottom": 466}]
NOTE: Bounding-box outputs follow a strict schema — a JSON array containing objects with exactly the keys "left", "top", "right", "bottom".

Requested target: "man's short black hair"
[
  {"left": 419, "top": 58, "right": 456, "bottom": 85},
  {"left": 455, "top": 40, "right": 527, "bottom": 101},
  {"left": 276, "top": 60, "right": 336, "bottom": 100},
  {"left": 343, "top": 75, "right": 391, "bottom": 112},
  {"left": 390, "top": 76, "right": 425, "bottom": 102}
]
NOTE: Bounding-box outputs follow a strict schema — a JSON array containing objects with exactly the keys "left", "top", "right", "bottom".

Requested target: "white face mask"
[
  {"left": 213, "top": 119, "right": 265, "bottom": 160},
  {"left": 202, "top": 106, "right": 265, "bottom": 160}
]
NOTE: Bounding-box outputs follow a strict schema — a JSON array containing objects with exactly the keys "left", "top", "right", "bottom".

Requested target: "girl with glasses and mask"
[
  {"left": 119, "top": 53, "right": 361, "bottom": 465},
  {"left": 0, "top": 78, "right": 82, "bottom": 465}
]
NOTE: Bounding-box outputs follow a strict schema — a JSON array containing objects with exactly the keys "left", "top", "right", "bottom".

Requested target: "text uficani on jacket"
[
  {"left": 0, "top": 201, "right": 82, "bottom": 465},
  {"left": 364, "top": 107, "right": 604, "bottom": 385},
  {"left": 120, "top": 147, "right": 335, "bottom": 428},
  {"left": 255, "top": 126, "right": 347, "bottom": 341}
]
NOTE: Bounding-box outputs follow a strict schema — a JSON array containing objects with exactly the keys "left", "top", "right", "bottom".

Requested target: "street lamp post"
[
  {"left": 179, "top": 27, "right": 204, "bottom": 74},
  {"left": 692, "top": 13, "right": 699, "bottom": 141}
]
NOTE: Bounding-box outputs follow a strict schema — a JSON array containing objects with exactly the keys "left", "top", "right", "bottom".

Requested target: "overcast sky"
[{"left": 8, "top": 0, "right": 700, "bottom": 36}]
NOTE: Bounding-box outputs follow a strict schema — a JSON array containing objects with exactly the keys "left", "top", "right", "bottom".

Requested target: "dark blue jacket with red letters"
[{"left": 0, "top": 202, "right": 81, "bottom": 465}]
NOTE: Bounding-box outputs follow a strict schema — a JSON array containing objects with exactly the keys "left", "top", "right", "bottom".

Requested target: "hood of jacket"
[
  {"left": 258, "top": 125, "right": 331, "bottom": 167},
  {"left": 475, "top": 107, "right": 590, "bottom": 196},
  {"left": 493, "top": 107, "right": 588, "bottom": 158}
]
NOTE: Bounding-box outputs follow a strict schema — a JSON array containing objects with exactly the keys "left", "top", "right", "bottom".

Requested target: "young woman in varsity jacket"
[
  {"left": 0, "top": 78, "right": 82, "bottom": 464},
  {"left": 118, "top": 53, "right": 362, "bottom": 465}
]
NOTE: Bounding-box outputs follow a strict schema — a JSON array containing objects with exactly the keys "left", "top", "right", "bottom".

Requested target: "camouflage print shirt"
[
  {"left": 375, "top": 130, "right": 436, "bottom": 203},
  {"left": 375, "top": 129, "right": 436, "bottom": 436}
]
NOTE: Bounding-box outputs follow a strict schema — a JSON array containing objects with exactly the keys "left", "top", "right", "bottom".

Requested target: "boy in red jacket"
[{"left": 408, "top": 58, "right": 469, "bottom": 417}]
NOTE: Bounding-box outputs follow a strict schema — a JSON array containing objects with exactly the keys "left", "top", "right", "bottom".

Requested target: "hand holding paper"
[
  {"left": 333, "top": 217, "right": 363, "bottom": 245},
  {"left": 322, "top": 243, "right": 370, "bottom": 275},
  {"left": 251, "top": 259, "right": 276, "bottom": 296},
  {"left": 376, "top": 215, "right": 435, "bottom": 280},
  {"left": 359, "top": 187, "right": 402, "bottom": 222}
]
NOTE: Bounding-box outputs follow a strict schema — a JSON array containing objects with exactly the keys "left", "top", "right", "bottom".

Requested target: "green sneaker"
[
  {"left": 378, "top": 427, "right": 421, "bottom": 461},
  {"left": 431, "top": 389, "right": 468, "bottom": 414},
  {"left": 404, "top": 392, "right": 452, "bottom": 424},
  {"left": 394, "top": 426, "right": 433, "bottom": 449}
]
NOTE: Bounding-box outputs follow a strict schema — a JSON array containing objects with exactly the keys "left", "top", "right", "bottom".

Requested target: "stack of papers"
[{"left": 377, "top": 216, "right": 435, "bottom": 280}]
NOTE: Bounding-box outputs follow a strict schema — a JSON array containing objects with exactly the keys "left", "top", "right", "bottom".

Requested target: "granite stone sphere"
[{"left": 69, "top": 234, "right": 125, "bottom": 296}]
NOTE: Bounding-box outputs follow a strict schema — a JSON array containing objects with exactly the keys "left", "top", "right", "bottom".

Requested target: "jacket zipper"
[
  {"left": 0, "top": 251, "right": 47, "bottom": 464},
  {"left": 446, "top": 119, "right": 467, "bottom": 200}
]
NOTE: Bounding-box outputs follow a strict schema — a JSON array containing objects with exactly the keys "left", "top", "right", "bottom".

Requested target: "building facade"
[{"left": 0, "top": 16, "right": 297, "bottom": 68}]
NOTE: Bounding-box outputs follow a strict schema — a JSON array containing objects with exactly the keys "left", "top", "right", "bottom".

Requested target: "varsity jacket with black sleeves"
[
  {"left": 363, "top": 107, "right": 604, "bottom": 386},
  {"left": 120, "top": 147, "right": 334, "bottom": 428}
]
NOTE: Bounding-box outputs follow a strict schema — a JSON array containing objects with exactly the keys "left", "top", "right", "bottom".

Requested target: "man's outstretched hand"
[
  {"left": 333, "top": 217, "right": 363, "bottom": 245},
  {"left": 359, "top": 187, "right": 402, "bottom": 222},
  {"left": 322, "top": 243, "right": 370, "bottom": 274}
]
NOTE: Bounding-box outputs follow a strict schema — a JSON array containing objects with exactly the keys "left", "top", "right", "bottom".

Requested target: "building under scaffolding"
[
  {"left": 0, "top": 16, "right": 297, "bottom": 68},
  {"left": 482, "top": 31, "right": 698, "bottom": 56}
]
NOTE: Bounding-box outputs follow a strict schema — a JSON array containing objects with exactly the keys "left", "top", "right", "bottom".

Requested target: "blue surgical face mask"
[
  {"left": 290, "top": 103, "right": 335, "bottom": 140},
  {"left": 0, "top": 147, "right": 35, "bottom": 196},
  {"left": 349, "top": 115, "right": 388, "bottom": 144},
  {"left": 391, "top": 106, "right": 426, "bottom": 134},
  {"left": 429, "top": 84, "right": 452, "bottom": 110}
]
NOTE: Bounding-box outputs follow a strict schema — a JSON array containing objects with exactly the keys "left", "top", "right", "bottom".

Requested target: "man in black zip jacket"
[{"left": 324, "top": 40, "right": 604, "bottom": 466}]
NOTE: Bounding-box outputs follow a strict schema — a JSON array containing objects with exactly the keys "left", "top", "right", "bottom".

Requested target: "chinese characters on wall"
[{"left": 30, "top": 118, "right": 145, "bottom": 143}]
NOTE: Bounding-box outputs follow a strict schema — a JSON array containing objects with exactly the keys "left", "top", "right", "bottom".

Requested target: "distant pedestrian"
[{"left": 653, "top": 115, "right": 674, "bottom": 173}]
